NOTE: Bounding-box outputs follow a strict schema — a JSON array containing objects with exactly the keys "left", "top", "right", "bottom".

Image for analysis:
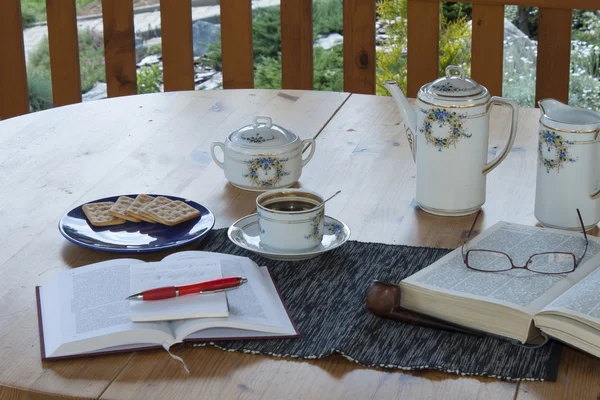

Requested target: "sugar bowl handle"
[
  {"left": 301, "top": 139, "right": 316, "bottom": 167},
  {"left": 482, "top": 97, "right": 519, "bottom": 175},
  {"left": 210, "top": 142, "right": 226, "bottom": 169}
]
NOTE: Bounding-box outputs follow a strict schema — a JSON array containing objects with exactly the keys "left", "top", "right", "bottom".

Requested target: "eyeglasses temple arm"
[
  {"left": 462, "top": 210, "right": 482, "bottom": 260},
  {"left": 576, "top": 208, "right": 589, "bottom": 264}
]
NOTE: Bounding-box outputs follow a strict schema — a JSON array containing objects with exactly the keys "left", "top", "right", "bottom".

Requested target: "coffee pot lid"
[{"left": 426, "top": 65, "right": 483, "bottom": 98}]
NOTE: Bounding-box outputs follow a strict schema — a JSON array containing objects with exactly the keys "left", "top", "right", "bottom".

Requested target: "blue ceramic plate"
[{"left": 58, "top": 194, "right": 215, "bottom": 253}]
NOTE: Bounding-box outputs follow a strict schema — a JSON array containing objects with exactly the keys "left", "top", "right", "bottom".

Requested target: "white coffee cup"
[{"left": 256, "top": 189, "right": 324, "bottom": 251}]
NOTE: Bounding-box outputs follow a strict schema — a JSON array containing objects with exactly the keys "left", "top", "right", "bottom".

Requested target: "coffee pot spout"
[{"left": 384, "top": 80, "right": 417, "bottom": 161}]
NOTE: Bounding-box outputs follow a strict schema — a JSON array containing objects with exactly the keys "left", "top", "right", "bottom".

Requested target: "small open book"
[
  {"left": 401, "top": 222, "right": 600, "bottom": 357},
  {"left": 36, "top": 251, "right": 298, "bottom": 360}
]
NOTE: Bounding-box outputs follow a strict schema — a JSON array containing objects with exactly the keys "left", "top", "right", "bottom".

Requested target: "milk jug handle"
[{"left": 482, "top": 97, "right": 519, "bottom": 175}]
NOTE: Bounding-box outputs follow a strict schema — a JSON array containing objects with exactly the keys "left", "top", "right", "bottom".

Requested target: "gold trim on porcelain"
[
  {"left": 539, "top": 120, "right": 600, "bottom": 134},
  {"left": 257, "top": 214, "right": 318, "bottom": 224},
  {"left": 417, "top": 97, "right": 489, "bottom": 109}
]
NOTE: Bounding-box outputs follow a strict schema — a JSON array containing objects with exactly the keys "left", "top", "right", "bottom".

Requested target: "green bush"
[
  {"left": 376, "top": 0, "right": 471, "bottom": 95},
  {"left": 21, "top": 0, "right": 46, "bottom": 27},
  {"left": 26, "top": 28, "right": 106, "bottom": 111},
  {"left": 255, "top": 57, "right": 282, "bottom": 89},
  {"left": 253, "top": 7, "right": 281, "bottom": 60},
  {"left": 254, "top": 45, "right": 343, "bottom": 91},
  {"left": 78, "top": 29, "right": 106, "bottom": 93},
  {"left": 313, "top": 0, "right": 343, "bottom": 37},
  {"left": 21, "top": 0, "right": 98, "bottom": 27},
  {"left": 137, "top": 65, "right": 163, "bottom": 94},
  {"left": 28, "top": 68, "right": 53, "bottom": 112},
  {"left": 314, "top": 45, "right": 343, "bottom": 91}
]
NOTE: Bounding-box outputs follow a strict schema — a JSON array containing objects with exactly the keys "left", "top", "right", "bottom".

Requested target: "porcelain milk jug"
[
  {"left": 535, "top": 99, "right": 600, "bottom": 230},
  {"left": 384, "top": 66, "right": 519, "bottom": 216}
]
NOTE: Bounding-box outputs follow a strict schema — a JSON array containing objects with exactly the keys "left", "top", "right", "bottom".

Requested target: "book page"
[
  {"left": 403, "top": 222, "right": 600, "bottom": 315},
  {"left": 129, "top": 260, "right": 228, "bottom": 322},
  {"left": 540, "top": 265, "right": 600, "bottom": 327},
  {"left": 163, "top": 251, "right": 296, "bottom": 341},
  {"left": 41, "top": 259, "right": 175, "bottom": 358}
]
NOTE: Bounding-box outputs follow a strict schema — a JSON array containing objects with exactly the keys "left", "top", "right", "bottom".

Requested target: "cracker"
[
  {"left": 109, "top": 196, "right": 141, "bottom": 222},
  {"left": 147, "top": 200, "right": 201, "bottom": 226},
  {"left": 82, "top": 202, "right": 126, "bottom": 227},
  {"left": 138, "top": 196, "right": 173, "bottom": 222},
  {"left": 127, "top": 194, "right": 157, "bottom": 223}
]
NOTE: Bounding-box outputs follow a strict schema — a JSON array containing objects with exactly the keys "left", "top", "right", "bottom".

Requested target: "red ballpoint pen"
[{"left": 126, "top": 276, "right": 248, "bottom": 301}]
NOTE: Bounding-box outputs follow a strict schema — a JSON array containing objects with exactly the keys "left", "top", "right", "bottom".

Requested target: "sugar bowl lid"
[
  {"left": 228, "top": 116, "right": 298, "bottom": 147},
  {"left": 426, "top": 65, "right": 483, "bottom": 98}
]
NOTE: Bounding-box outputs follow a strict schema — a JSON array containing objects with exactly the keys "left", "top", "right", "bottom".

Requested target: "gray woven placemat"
[{"left": 187, "top": 228, "right": 562, "bottom": 381}]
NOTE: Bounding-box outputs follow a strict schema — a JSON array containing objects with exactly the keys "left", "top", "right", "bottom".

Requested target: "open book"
[
  {"left": 36, "top": 251, "right": 298, "bottom": 360},
  {"left": 401, "top": 222, "right": 600, "bottom": 357}
]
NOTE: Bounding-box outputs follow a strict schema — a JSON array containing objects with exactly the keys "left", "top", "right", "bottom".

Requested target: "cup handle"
[
  {"left": 210, "top": 142, "right": 225, "bottom": 169},
  {"left": 482, "top": 97, "right": 519, "bottom": 175},
  {"left": 301, "top": 139, "right": 316, "bottom": 167}
]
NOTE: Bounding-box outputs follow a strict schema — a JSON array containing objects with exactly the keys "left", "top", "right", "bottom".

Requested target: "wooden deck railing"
[{"left": 1, "top": 0, "right": 599, "bottom": 120}]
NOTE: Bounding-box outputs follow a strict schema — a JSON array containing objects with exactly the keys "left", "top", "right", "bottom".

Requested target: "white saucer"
[{"left": 228, "top": 214, "right": 351, "bottom": 261}]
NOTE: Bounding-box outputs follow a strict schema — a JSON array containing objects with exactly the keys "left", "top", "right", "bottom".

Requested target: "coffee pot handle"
[
  {"left": 482, "top": 97, "right": 519, "bottom": 175},
  {"left": 590, "top": 135, "right": 600, "bottom": 199}
]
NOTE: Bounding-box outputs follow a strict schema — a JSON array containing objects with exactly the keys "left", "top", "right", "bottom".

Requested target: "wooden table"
[{"left": 1, "top": 89, "right": 599, "bottom": 400}]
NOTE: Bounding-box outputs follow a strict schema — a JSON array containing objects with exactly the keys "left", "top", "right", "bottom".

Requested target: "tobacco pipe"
[{"left": 366, "top": 280, "right": 486, "bottom": 337}]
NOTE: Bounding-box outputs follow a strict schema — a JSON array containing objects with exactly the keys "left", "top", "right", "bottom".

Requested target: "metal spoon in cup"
[{"left": 316, "top": 190, "right": 341, "bottom": 208}]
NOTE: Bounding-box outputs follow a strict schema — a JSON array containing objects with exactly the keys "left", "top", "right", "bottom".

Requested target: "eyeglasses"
[{"left": 461, "top": 210, "right": 589, "bottom": 274}]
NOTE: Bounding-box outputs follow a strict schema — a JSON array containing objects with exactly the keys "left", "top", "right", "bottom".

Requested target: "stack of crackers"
[{"left": 82, "top": 195, "right": 201, "bottom": 227}]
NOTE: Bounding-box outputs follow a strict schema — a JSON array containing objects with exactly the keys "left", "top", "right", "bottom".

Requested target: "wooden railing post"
[
  {"left": 535, "top": 7, "right": 572, "bottom": 104},
  {"left": 281, "top": 0, "right": 313, "bottom": 90},
  {"left": 220, "top": 0, "right": 254, "bottom": 89},
  {"left": 407, "top": 0, "right": 439, "bottom": 97},
  {"left": 471, "top": 3, "right": 504, "bottom": 96},
  {"left": 102, "top": 0, "right": 138, "bottom": 97},
  {"left": 0, "top": 0, "right": 29, "bottom": 118},
  {"left": 47, "top": 0, "right": 82, "bottom": 107},
  {"left": 160, "top": 0, "right": 195, "bottom": 91},
  {"left": 343, "top": 0, "right": 376, "bottom": 94}
]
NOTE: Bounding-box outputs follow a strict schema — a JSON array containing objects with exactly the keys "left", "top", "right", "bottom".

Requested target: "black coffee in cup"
[{"left": 265, "top": 200, "right": 315, "bottom": 212}]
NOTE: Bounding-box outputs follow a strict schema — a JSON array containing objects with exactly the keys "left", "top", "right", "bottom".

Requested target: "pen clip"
[{"left": 197, "top": 286, "right": 242, "bottom": 294}]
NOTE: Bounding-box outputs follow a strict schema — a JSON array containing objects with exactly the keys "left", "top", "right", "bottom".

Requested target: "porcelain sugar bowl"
[{"left": 210, "top": 116, "right": 316, "bottom": 191}]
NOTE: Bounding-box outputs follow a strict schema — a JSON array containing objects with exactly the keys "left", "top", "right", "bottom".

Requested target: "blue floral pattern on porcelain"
[
  {"left": 304, "top": 210, "right": 324, "bottom": 241},
  {"left": 431, "top": 82, "right": 471, "bottom": 93},
  {"left": 323, "top": 221, "right": 343, "bottom": 237},
  {"left": 538, "top": 130, "right": 577, "bottom": 173},
  {"left": 244, "top": 157, "right": 290, "bottom": 188},
  {"left": 241, "top": 133, "right": 275, "bottom": 144},
  {"left": 420, "top": 108, "right": 470, "bottom": 152}
]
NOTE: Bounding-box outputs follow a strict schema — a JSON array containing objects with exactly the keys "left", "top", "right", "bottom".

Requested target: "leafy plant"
[
  {"left": 137, "top": 65, "right": 163, "bottom": 94},
  {"left": 313, "top": 0, "right": 343, "bottom": 38},
  {"left": 21, "top": 0, "right": 46, "bottom": 27},
  {"left": 26, "top": 28, "right": 106, "bottom": 110},
  {"left": 255, "top": 56, "right": 282, "bottom": 89},
  {"left": 314, "top": 45, "right": 343, "bottom": 91},
  {"left": 442, "top": 2, "right": 472, "bottom": 21},
  {"left": 78, "top": 29, "right": 106, "bottom": 93},
  {"left": 376, "top": 0, "right": 471, "bottom": 95},
  {"left": 27, "top": 67, "right": 53, "bottom": 112},
  {"left": 439, "top": 15, "right": 471, "bottom": 76},
  {"left": 253, "top": 7, "right": 281, "bottom": 60}
]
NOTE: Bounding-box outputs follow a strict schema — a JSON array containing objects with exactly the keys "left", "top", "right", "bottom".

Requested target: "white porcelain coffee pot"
[
  {"left": 535, "top": 99, "right": 600, "bottom": 230},
  {"left": 384, "top": 66, "right": 519, "bottom": 216}
]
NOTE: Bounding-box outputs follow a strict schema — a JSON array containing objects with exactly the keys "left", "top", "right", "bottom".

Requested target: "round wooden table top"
[{"left": 1, "top": 89, "right": 598, "bottom": 399}]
